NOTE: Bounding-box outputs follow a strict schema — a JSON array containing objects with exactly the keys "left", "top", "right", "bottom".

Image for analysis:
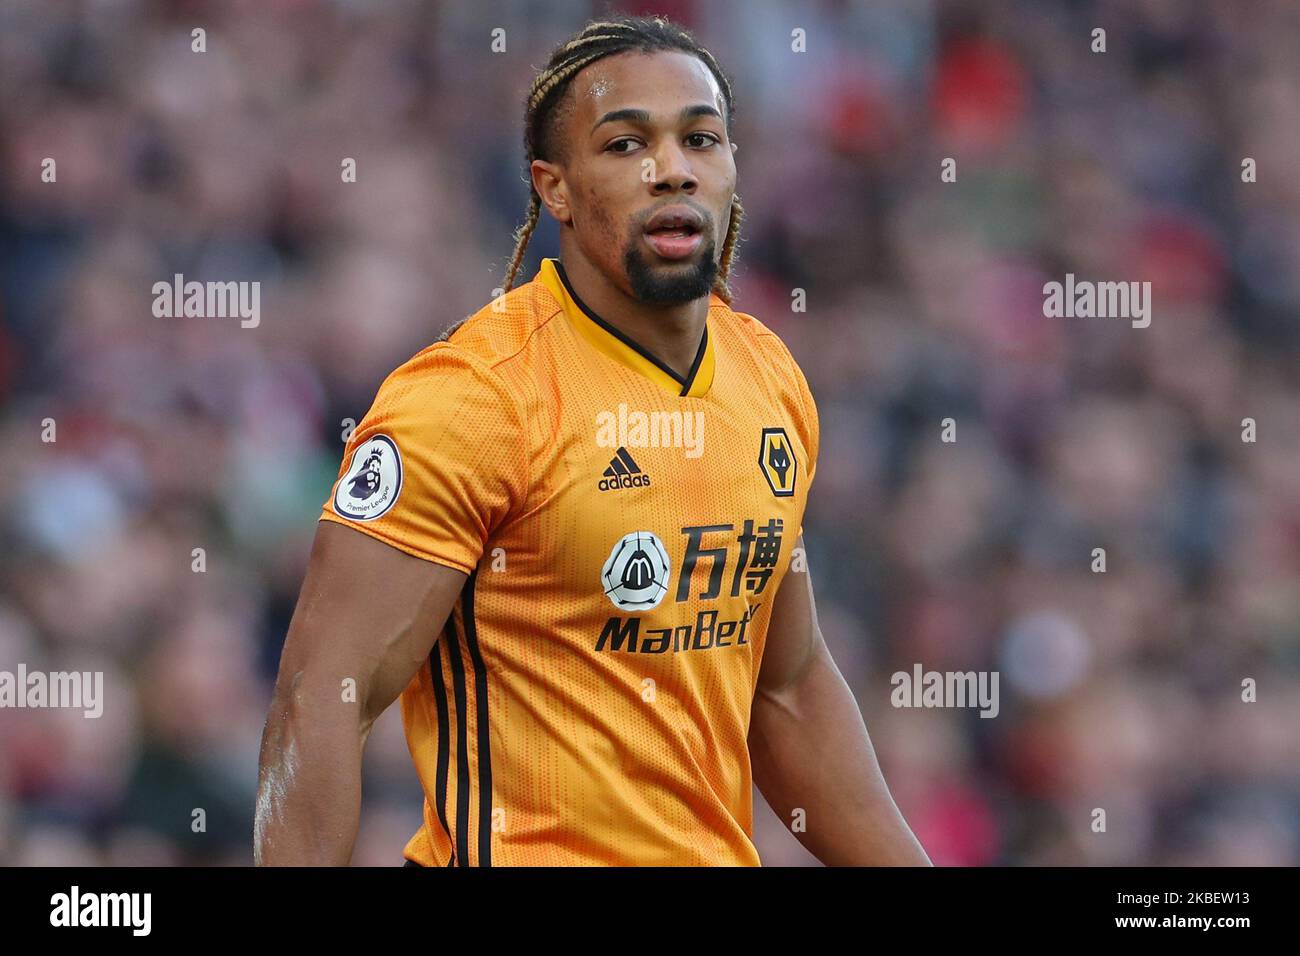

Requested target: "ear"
[
  {"left": 730, "top": 141, "right": 738, "bottom": 154},
  {"left": 531, "top": 159, "right": 572, "bottom": 225}
]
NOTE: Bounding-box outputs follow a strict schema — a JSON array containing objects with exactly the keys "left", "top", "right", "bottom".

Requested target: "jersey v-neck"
[{"left": 536, "top": 257, "right": 716, "bottom": 398}]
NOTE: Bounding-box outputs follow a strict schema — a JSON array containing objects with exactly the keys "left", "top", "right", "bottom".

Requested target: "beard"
[{"left": 623, "top": 234, "right": 719, "bottom": 305}]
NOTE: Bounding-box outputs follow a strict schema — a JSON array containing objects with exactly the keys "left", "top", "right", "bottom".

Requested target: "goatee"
[{"left": 624, "top": 238, "right": 719, "bottom": 305}]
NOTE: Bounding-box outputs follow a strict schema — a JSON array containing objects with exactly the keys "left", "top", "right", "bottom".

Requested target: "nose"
[{"left": 650, "top": 140, "right": 697, "bottom": 195}]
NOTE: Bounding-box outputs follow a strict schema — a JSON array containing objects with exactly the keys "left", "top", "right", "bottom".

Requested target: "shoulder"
[
  {"left": 716, "top": 303, "right": 817, "bottom": 409},
  {"left": 715, "top": 302, "right": 820, "bottom": 463},
  {"left": 731, "top": 307, "right": 799, "bottom": 366},
  {"left": 375, "top": 281, "right": 564, "bottom": 415},
  {"left": 431, "top": 280, "right": 564, "bottom": 374}
]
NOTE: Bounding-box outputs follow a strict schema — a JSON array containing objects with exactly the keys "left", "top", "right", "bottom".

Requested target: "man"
[{"left": 255, "top": 14, "right": 930, "bottom": 867}]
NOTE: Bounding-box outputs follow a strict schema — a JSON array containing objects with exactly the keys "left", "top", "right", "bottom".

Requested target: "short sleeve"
[{"left": 319, "top": 344, "right": 528, "bottom": 574}]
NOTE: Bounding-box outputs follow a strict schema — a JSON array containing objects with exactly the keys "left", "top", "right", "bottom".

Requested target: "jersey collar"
[{"left": 537, "top": 257, "right": 716, "bottom": 398}]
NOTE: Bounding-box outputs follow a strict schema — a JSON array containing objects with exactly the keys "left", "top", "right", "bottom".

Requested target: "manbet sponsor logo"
[{"left": 595, "top": 605, "right": 760, "bottom": 654}]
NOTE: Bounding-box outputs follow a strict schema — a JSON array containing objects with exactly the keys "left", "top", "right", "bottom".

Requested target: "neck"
[{"left": 557, "top": 245, "right": 709, "bottom": 382}]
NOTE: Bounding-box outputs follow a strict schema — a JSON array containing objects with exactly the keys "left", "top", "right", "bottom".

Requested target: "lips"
[
  {"left": 645, "top": 205, "right": 705, "bottom": 235},
  {"left": 643, "top": 205, "right": 705, "bottom": 260}
]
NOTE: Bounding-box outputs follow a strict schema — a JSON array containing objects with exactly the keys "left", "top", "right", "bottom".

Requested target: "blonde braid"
[
  {"left": 503, "top": 49, "right": 612, "bottom": 293},
  {"left": 502, "top": 192, "right": 541, "bottom": 294},
  {"left": 712, "top": 194, "right": 745, "bottom": 304}
]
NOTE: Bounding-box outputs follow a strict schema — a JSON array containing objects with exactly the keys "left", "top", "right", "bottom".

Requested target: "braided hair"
[{"left": 503, "top": 14, "right": 744, "bottom": 304}]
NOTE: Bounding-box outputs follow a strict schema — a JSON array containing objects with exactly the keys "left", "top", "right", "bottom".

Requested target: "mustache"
[{"left": 633, "top": 204, "right": 715, "bottom": 234}]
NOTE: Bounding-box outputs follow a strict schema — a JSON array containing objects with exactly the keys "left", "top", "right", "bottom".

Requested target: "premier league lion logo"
[
  {"left": 347, "top": 446, "right": 385, "bottom": 501},
  {"left": 333, "top": 435, "right": 402, "bottom": 520}
]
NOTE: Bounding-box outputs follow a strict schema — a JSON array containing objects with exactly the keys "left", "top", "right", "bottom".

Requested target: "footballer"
[{"left": 255, "top": 14, "right": 930, "bottom": 867}]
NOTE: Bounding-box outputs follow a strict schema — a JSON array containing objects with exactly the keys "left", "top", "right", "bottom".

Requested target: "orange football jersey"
[{"left": 319, "top": 257, "right": 818, "bottom": 866}]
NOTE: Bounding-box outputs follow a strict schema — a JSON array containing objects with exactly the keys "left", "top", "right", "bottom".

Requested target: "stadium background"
[{"left": 1, "top": 0, "right": 1297, "bottom": 866}]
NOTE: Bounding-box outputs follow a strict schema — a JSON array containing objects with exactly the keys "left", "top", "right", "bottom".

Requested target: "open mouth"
[
  {"left": 643, "top": 208, "right": 705, "bottom": 260},
  {"left": 646, "top": 221, "right": 700, "bottom": 239}
]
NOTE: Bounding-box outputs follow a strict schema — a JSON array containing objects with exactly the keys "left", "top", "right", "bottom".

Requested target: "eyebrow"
[{"left": 590, "top": 104, "right": 723, "bottom": 134}]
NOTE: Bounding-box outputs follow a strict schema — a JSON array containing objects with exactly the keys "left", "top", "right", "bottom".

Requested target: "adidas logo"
[{"left": 598, "top": 447, "right": 652, "bottom": 492}]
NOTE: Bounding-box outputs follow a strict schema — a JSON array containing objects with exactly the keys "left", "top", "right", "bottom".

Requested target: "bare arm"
[
  {"left": 748, "top": 537, "right": 931, "bottom": 866},
  {"left": 254, "top": 520, "right": 467, "bottom": 866}
]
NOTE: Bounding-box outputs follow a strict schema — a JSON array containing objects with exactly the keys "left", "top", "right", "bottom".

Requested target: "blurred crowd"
[{"left": 1, "top": 0, "right": 1297, "bottom": 866}]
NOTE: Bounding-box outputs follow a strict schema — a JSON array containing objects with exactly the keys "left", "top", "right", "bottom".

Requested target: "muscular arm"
[
  {"left": 254, "top": 520, "right": 467, "bottom": 866},
  {"left": 748, "top": 537, "right": 931, "bottom": 866}
]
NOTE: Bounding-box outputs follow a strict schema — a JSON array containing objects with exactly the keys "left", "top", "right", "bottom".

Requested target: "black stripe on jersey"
[
  {"left": 461, "top": 569, "right": 494, "bottom": 867},
  {"left": 554, "top": 259, "right": 708, "bottom": 397},
  {"left": 443, "top": 571, "right": 494, "bottom": 867},
  {"left": 444, "top": 617, "right": 471, "bottom": 867},
  {"left": 428, "top": 640, "right": 456, "bottom": 866},
  {"left": 677, "top": 326, "right": 709, "bottom": 397}
]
